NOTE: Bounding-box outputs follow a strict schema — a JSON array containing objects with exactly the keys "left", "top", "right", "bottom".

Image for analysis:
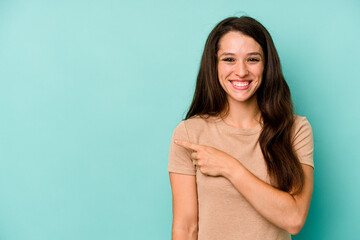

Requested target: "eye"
[
  {"left": 222, "top": 57, "right": 235, "bottom": 62},
  {"left": 248, "top": 58, "right": 260, "bottom": 62}
]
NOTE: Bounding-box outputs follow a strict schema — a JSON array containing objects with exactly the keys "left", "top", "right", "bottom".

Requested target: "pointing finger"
[
  {"left": 191, "top": 152, "right": 198, "bottom": 160},
  {"left": 174, "top": 139, "right": 201, "bottom": 151}
]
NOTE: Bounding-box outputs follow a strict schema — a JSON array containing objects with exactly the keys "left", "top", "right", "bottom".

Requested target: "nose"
[{"left": 235, "top": 61, "right": 248, "bottom": 77}]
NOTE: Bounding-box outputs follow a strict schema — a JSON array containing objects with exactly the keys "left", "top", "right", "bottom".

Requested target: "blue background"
[{"left": 0, "top": 0, "right": 359, "bottom": 239}]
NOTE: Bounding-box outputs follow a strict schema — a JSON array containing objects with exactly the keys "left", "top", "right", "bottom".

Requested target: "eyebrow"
[{"left": 219, "top": 52, "right": 263, "bottom": 57}]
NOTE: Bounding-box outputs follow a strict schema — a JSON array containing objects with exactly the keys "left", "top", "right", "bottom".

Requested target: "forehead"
[{"left": 217, "top": 31, "right": 263, "bottom": 54}]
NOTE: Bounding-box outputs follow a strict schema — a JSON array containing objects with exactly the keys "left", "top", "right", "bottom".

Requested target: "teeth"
[{"left": 232, "top": 81, "right": 250, "bottom": 87}]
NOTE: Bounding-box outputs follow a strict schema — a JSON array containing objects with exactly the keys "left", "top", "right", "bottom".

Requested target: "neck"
[{"left": 220, "top": 96, "right": 261, "bottom": 129}]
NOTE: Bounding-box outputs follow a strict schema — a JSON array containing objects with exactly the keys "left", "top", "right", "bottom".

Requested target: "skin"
[
  {"left": 170, "top": 31, "right": 314, "bottom": 238},
  {"left": 217, "top": 31, "right": 264, "bottom": 128},
  {"left": 170, "top": 174, "right": 198, "bottom": 240}
]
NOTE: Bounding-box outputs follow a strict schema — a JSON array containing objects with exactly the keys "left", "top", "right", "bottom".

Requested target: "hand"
[{"left": 174, "top": 139, "right": 239, "bottom": 177}]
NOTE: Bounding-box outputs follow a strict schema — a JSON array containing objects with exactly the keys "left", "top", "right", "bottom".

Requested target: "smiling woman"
[
  {"left": 168, "top": 16, "right": 314, "bottom": 240},
  {"left": 217, "top": 31, "right": 264, "bottom": 104}
]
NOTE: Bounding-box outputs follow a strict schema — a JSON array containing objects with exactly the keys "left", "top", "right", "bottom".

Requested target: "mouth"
[{"left": 229, "top": 80, "right": 252, "bottom": 90}]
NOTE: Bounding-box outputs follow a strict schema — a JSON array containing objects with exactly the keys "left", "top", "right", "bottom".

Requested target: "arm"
[
  {"left": 223, "top": 163, "right": 313, "bottom": 235},
  {"left": 174, "top": 116, "right": 314, "bottom": 235},
  {"left": 169, "top": 173, "right": 198, "bottom": 240},
  {"left": 175, "top": 132, "right": 313, "bottom": 235}
]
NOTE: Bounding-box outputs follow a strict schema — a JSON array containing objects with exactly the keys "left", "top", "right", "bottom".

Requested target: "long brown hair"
[{"left": 185, "top": 16, "right": 304, "bottom": 194}]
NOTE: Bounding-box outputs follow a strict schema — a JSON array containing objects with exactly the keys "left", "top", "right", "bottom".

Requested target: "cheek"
[
  {"left": 217, "top": 67, "right": 228, "bottom": 90},
  {"left": 218, "top": 64, "right": 232, "bottom": 79},
  {"left": 254, "top": 68, "right": 264, "bottom": 88},
  {"left": 254, "top": 66, "right": 264, "bottom": 80},
  {"left": 217, "top": 65, "right": 224, "bottom": 81}
]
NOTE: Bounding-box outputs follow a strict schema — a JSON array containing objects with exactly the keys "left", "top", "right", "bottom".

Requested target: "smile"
[
  {"left": 232, "top": 81, "right": 250, "bottom": 87},
  {"left": 230, "top": 80, "right": 252, "bottom": 90}
]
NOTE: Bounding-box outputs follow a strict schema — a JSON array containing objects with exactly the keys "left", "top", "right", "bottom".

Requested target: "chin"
[{"left": 229, "top": 93, "right": 257, "bottom": 103}]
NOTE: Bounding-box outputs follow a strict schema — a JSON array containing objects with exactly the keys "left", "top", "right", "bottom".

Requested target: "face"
[{"left": 217, "top": 31, "right": 264, "bottom": 105}]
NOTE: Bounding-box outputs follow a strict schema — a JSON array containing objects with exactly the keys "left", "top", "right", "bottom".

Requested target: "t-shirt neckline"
[{"left": 215, "top": 116, "right": 262, "bottom": 135}]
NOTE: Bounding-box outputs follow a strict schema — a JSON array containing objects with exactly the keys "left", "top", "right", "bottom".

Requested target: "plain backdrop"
[{"left": 0, "top": 0, "right": 359, "bottom": 239}]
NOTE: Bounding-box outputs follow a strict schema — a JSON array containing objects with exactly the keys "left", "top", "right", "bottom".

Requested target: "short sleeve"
[
  {"left": 168, "top": 121, "right": 196, "bottom": 175},
  {"left": 292, "top": 116, "right": 314, "bottom": 169}
]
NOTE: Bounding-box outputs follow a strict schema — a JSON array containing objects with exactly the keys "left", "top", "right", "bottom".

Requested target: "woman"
[{"left": 168, "top": 16, "right": 314, "bottom": 240}]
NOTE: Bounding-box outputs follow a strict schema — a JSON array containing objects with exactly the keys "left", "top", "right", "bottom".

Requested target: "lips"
[{"left": 230, "top": 80, "right": 252, "bottom": 90}]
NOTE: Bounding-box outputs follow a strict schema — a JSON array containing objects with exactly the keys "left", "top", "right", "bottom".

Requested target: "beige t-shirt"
[{"left": 168, "top": 114, "right": 314, "bottom": 240}]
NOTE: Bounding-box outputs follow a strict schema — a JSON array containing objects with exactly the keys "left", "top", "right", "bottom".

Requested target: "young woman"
[{"left": 168, "top": 16, "right": 314, "bottom": 240}]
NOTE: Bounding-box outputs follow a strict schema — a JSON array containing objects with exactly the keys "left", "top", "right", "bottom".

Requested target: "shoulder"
[
  {"left": 183, "top": 114, "right": 215, "bottom": 128},
  {"left": 172, "top": 114, "right": 218, "bottom": 139},
  {"left": 292, "top": 114, "right": 314, "bottom": 167},
  {"left": 184, "top": 114, "right": 220, "bottom": 133},
  {"left": 293, "top": 115, "right": 313, "bottom": 138}
]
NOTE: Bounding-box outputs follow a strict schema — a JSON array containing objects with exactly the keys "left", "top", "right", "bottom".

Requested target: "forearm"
[
  {"left": 223, "top": 161, "right": 301, "bottom": 234},
  {"left": 172, "top": 226, "right": 198, "bottom": 240}
]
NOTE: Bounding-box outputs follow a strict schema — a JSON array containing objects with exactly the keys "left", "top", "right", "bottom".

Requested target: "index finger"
[{"left": 174, "top": 139, "right": 201, "bottom": 151}]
